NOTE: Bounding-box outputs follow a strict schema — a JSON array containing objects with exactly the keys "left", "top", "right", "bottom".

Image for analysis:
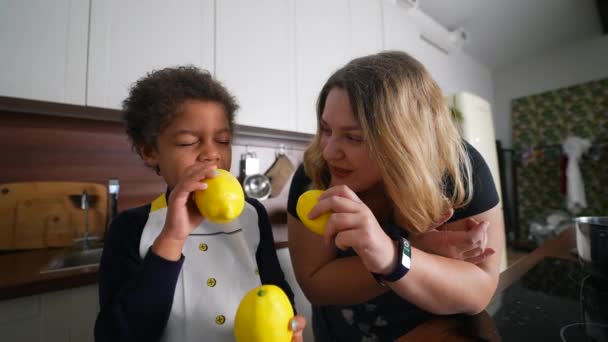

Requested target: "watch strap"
[{"left": 372, "top": 237, "right": 411, "bottom": 285}]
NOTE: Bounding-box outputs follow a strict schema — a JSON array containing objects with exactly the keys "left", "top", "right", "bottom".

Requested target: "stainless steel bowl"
[
  {"left": 575, "top": 216, "right": 608, "bottom": 279},
  {"left": 243, "top": 174, "right": 272, "bottom": 201}
]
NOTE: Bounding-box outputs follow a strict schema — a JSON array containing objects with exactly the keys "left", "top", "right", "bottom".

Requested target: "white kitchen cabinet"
[
  {"left": 216, "top": 0, "right": 297, "bottom": 132},
  {"left": 0, "top": 284, "right": 98, "bottom": 342},
  {"left": 295, "top": 0, "right": 350, "bottom": 134},
  {"left": 87, "top": 0, "right": 215, "bottom": 110},
  {"left": 294, "top": 0, "right": 383, "bottom": 134},
  {"left": 381, "top": 1, "right": 421, "bottom": 54},
  {"left": 0, "top": 0, "right": 89, "bottom": 105},
  {"left": 349, "top": 0, "right": 384, "bottom": 59}
]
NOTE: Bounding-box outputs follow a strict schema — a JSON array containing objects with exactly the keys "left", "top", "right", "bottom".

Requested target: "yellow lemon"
[
  {"left": 234, "top": 285, "right": 294, "bottom": 342},
  {"left": 193, "top": 169, "right": 245, "bottom": 224},
  {"left": 296, "top": 190, "right": 330, "bottom": 235}
]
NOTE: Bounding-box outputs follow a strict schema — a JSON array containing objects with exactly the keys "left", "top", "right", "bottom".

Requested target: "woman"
[{"left": 287, "top": 51, "right": 504, "bottom": 341}]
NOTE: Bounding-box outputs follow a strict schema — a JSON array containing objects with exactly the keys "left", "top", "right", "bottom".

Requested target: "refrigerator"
[{"left": 447, "top": 92, "right": 508, "bottom": 271}]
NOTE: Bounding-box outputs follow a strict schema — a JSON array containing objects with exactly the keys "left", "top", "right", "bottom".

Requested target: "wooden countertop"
[
  {"left": 0, "top": 247, "right": 99, "bottom": 300},
  {"left": 396, "top": 226, "right": 577, "bottom": 341}
]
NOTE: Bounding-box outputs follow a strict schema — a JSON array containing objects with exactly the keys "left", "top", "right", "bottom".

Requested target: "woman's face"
[
  {"left": 142, "top": 100, "right": 233, "bottom": 189},
  {"left": 319, "top": 88, "right": 383, "bottom": 192}
]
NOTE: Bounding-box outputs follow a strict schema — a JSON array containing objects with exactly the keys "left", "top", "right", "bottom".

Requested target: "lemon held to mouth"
[
  {"left": 296, "top": 190, "right": 330, "bottom": 235},
  {"left": 193, "top": 169, "right": 245, "bottom": 224},
  {"left": 234, "top": 284, "right": 294, "bottom": 342}
]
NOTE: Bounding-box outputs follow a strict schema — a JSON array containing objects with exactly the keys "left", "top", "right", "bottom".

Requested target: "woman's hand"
[
  {"left": 409, "top": 218, "right": 495, "bottom": 264},
  {"left": 152, "top": 162, "right": 218, "bottom": 260},
  {"left": 307, "top": 185, "right": 397, "bottom": 275}
]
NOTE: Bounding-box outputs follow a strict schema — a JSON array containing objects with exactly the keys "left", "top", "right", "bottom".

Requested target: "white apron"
[{"left": 139, "top": 195, "right": 262, "bottom": 341}]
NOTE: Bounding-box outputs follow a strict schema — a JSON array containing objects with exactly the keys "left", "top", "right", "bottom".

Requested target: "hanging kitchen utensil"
[
  {"left": 239, "top": 151, "right": 272, "bottom": 201},
  {"left": 264, "top": 146, "right": 295, "bottom": 198}
]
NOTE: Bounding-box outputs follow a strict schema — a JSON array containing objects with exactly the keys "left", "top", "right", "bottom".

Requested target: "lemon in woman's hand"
[
  {"left": 296, "top": 190, "right": 329, "bottom": 235},
  {"left": 194, "top": 169, "right": 245, "bottom": 224},
  {"left": 234, "top": 285, "right": 294, "bottom": 342}
]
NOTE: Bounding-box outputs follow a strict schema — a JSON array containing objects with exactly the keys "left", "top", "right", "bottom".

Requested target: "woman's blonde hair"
[{"left": 303, "top": 51, "right": 472, "bottom": 233}]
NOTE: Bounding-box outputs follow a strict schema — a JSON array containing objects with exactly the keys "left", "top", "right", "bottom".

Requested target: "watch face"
[{"left": 401, "top": 238, "right": 411, "bottom": 269}]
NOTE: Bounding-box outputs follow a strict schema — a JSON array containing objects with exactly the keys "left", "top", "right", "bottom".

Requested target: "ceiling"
[{"left": 418, "top": 0, "right": 604, "bottom": 70}]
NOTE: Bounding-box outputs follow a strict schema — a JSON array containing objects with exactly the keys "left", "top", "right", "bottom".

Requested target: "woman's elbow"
[
  {"left": 297, "top": 279, "right": 336, "bottom": 306},
  {"left": 433, "top": 295, "right": 491, "bottom": 315},
  {"left": 464, "top": 281, "right": 499, "bottom": 315},
  {"left": 442, "top": 279, "right": 498, "bottom": 315}
]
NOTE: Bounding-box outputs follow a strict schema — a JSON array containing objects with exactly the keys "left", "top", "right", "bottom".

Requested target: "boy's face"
[{"left": 142, "top": 100, "right": 232, "bottom": 188}]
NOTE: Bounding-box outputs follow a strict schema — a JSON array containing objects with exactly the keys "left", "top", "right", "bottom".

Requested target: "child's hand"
[
  {"left": 290, "top": 316, "right": 307, "bottom": 342},
  {"left": 152, "top": 162, "right": 217, "bottom": 260}
]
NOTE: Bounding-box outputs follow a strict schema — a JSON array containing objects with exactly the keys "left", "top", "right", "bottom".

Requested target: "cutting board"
[{"left": 0, "top": 182, "right": 108, "bottom": 250}]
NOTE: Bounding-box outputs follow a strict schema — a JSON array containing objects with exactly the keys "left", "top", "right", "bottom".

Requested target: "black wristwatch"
[{"left": 372, "top": 236, "right": 411, "bottom": 286}]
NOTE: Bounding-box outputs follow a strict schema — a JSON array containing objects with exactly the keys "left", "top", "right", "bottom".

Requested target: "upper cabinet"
[
  {"left": 0, "top": 0, "right": 89, "bottom": 105},
  {"left": 215, "top": 0, "right": 297, "bottom": 131},
  {"left": 381, "top": 1, "right": 421, "bottom": 54},
  {"left": 295, "top": 0, "right": 383, "bottom": 134},
  {"left": 295, "top": 0, "right": 350, "bottom": 134},
  {"left": 1, "top": 0, "right": 491, "bottom": 133},
  {"left": 86, "top": 0, "right": 215, "bottom": 109},
  {"left": 349, "top": 0, "right": 384, "bottom": 59}
]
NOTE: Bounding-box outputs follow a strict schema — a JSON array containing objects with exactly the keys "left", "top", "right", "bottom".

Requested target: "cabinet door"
[
  {"left": 0, "top": 295, "right": 42, "bottom": 341},
  {"left": 40, "top": 285, "right": 98, "bottom": 342},
  {"left": 0, "top": 0, "right": 88, "bottom": 104},
  {"left": 87, "top": 0, "right": 214, "bottom": 109},
  {"left": 216, "top": 0, "right": 296, "bottom": 131},
  {"left": 295, "top": 0, "right": 350, "bottom": 134},
  {"left": 349, "top": 0, "right": 383, "bottom": 59},
  {"left": 381, "top": 1, "right": 421, "bottom": 53}
]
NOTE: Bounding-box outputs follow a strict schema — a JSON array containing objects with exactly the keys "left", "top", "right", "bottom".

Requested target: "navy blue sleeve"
[
  {"left": 247, "top": 197, "right": 296, "bottom": 312},
  {"left": 287, "top": 164, "right": 310, "bottom": 220},
  {"left": 449, "top": 142, "right": 500, "bottom": 222},
  {"left": 94, "top": 205, "right": 184, "bottom": 342}
]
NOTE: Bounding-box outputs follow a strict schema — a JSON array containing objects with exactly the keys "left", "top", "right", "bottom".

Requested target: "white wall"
[
  {"left": 382, "top": 4, "right": 495, "bottom": 111},
  {"left": 430, "top": 48, "right": 494, "bottom": 107},
  {"left": 494, "top": 35, "right": 608, "bottom": 148}
]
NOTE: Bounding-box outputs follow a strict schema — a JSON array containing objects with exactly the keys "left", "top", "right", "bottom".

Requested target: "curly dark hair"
[{"left": 122, "top": 65, "right": 239, "bottom": 153}]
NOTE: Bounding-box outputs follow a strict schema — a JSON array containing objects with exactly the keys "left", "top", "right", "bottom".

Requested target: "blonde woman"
[{"left": 287, "top": 51, "right": 503, "bottom": 341}]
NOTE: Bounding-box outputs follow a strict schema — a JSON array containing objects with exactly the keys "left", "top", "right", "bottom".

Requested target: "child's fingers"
[
  {"left": 290, "top": 316, "right": 307, "bottom": 342},
  {"left": 184, "top": 163, "right": 218, "bottom": 181},
  {"left": 178, "top": 166, "right": 218, "bottom": 193}
]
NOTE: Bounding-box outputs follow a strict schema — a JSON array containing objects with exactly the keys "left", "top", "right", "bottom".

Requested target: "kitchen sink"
[{"left": 41, "top": 248, "right": 103, "bottom": 273}]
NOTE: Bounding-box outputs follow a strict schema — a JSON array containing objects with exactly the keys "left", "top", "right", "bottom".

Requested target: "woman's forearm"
[
  {"left": 386, "top": 247, "right": 498, "bottom": 315},
  {"left": 301, "top": 249, "right": 497, "bottom": 313},
  {"left": 298, "top": 255, "right": 389, "bottom": 305}
]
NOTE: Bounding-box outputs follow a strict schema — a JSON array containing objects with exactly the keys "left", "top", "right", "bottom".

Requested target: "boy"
[{"left": 95, "top": 66, "right": 304, "bottom": 341}]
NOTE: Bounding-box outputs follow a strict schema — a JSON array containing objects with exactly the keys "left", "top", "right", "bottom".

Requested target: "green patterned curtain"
[{"left": 512, "top": 78, "right": 608, "bottom": 242}]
